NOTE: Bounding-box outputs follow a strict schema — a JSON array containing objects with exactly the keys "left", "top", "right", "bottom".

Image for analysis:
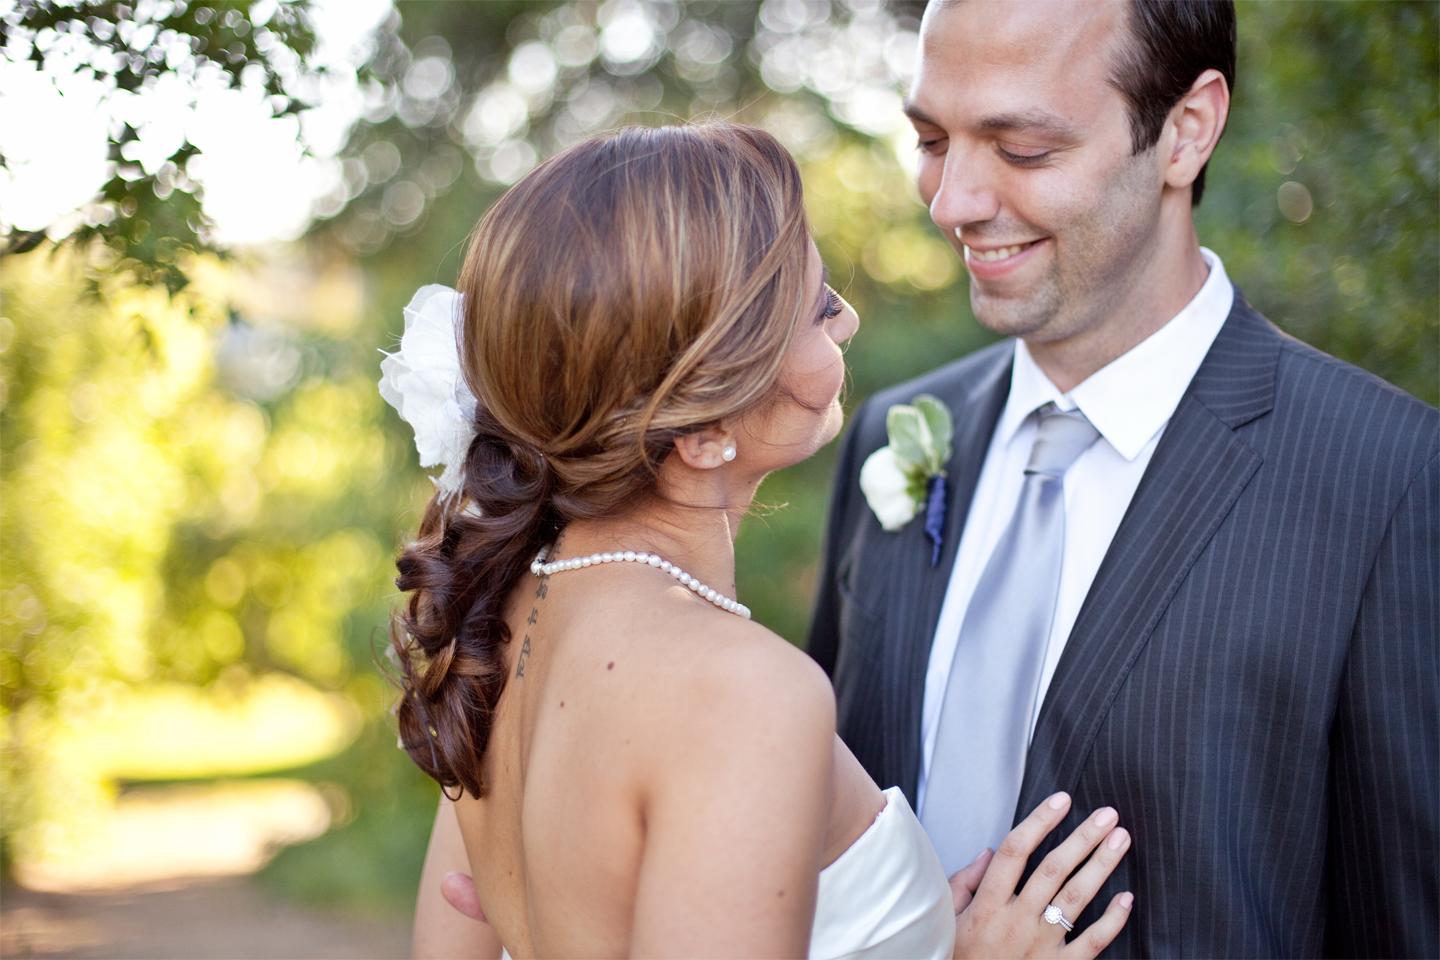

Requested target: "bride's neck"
[{"left": 554, "top": 497, "right": 746, "bottom": 596}]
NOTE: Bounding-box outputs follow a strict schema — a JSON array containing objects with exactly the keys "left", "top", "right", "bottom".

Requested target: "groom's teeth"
[{"left": 965, "top": 243, "right": 1031, "bottom": 263}]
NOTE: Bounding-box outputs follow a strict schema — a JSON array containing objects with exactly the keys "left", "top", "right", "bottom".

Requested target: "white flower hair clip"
[{"left": 377, "top": 284, "right": 478, "bottom": 501}]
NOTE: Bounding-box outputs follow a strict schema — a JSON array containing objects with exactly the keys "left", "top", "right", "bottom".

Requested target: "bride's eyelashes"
[{"left": 819, "top": 287, "right": 842, "bottom": 323}]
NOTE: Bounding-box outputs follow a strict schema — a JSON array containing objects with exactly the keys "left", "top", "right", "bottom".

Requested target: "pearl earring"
[{"left": 721, "top": 445, "right": 737, "bottom": 462}]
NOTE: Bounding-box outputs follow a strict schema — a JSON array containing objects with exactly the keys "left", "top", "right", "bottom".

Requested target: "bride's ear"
[{"left": 673, "top": 425, "right": 738, "bottom": 470}]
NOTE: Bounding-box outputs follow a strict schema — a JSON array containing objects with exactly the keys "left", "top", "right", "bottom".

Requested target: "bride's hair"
[{"left": 389, "top": 123, "right": 813, "bottom": 797}]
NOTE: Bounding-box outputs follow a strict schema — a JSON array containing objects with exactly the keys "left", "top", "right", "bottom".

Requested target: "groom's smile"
[{"left": 960, "top": 237, "right": 1049, "bottom": 280}]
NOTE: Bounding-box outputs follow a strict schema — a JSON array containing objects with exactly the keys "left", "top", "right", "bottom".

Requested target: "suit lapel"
[
  {"left": 1016, "top": 295, "right": 1280, "bottom": 813},
  {"left": 888, "top": 347, "right": 1012, "bottom": 796},
  {"left": 916, "top": 357, "right": 1013, "bottom": 649}
]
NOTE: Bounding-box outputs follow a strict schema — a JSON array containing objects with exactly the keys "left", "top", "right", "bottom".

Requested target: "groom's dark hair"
[{"left": 1109, "top": 0, "right": 1236, "bottom": 206}]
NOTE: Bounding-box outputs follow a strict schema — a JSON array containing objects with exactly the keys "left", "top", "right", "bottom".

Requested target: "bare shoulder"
[
  {"left": 604, "top": 598, "right": 836, "bottom": 768},
  {"left": 617, "top": 606, "right": 842, "bottom": 955},
  {"left": 664, "top": 602, "right": 831, "bottom": 707}
]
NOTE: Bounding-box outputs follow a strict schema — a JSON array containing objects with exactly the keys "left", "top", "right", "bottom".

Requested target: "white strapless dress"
[
  {"left": 500, "top": 786, "right": 953, "bottom": 959},
  {"left": 809, "top": 786, "right": 954, "bottom": 959}
]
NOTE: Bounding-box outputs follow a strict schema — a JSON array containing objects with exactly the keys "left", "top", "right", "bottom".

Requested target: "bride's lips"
[{"left": 959, "top": 234, "right": 1048, "bottom": 281}]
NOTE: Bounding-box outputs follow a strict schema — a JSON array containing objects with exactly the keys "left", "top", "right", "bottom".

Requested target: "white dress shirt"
[{"left": 915, "top": 247, "right": 1235, "bottom": 816}]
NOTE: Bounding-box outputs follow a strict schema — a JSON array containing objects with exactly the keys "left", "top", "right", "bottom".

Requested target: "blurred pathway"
[
  {"left": 2, "top": 877, "right": 409, "bottom": 959},
  {"left": 2, "top": 778, "right": 411, "bottom": 958}
]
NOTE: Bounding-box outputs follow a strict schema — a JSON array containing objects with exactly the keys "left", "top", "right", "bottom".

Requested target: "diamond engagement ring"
[{"left": 1043, "top": 904, "right": 1075, "bottom": 932}]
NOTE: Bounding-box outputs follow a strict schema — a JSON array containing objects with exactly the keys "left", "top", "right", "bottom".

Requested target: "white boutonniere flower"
[{"left": 859, "top": 394, "right": 954, "bottom": 566}]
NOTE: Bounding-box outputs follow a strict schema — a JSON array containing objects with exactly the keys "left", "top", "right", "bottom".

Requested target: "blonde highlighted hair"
[{"left": 390, "top": 123, "right": 814, "bottom": 797}]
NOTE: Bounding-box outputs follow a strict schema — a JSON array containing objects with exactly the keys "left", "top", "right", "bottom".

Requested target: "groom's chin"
[{"left": 969, "top": 288, "right": 1059, "bottom": 341}]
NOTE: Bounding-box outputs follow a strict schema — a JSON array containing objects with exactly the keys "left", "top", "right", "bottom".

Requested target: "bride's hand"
[
  {"left": 947, "top": 847, "right": 993, "bottom": 914},
  {"left": 951, "top": 792, "right": 1133, "bottom": 959}
]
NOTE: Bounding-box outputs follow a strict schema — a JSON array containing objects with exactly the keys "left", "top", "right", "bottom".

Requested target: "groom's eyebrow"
[
  {"left": 902, "top": 99, "right": 939, "bottom": 126},
  {"left": 903, "top": 100, "right": 1079, "bottom": 141},
  {"left": 976, "top": 110, "right": 1080, "bottom": 139}
]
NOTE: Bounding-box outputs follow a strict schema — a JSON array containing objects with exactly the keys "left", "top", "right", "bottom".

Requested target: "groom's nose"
[{"left": 927, "top": 148, "right": 1002, "bottom": 232}]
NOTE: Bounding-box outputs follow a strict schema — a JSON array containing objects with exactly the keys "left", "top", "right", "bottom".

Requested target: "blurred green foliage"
[
  {"left": 1199, "top": 0, "right": 1438, "bottom": 406},
  {"left": 1, "top": 0, "right": 1434, "bottom": 913},
  {"left": 0, "top": 243, "right": 422, "bottom": 888},
  {"left": 1, "top": 0, "right": 340, "bottom": 287}
]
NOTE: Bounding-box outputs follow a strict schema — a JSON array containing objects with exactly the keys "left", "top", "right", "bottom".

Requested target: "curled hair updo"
[{"left": 389, "top": 124, "right": 814, "bottom": 798}]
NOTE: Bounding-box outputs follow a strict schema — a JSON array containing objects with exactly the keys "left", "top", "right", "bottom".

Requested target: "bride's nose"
[{"left": 832, "top": 295, "right": 860, "bottom": 344}]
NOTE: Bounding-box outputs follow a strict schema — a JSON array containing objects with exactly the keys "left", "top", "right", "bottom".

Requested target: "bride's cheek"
[
  {"left": 805, "top": 334, "right": 846, "bottom": 399},
  {"left": 819, "top": 352, "right": 846, "bottom": 405}
]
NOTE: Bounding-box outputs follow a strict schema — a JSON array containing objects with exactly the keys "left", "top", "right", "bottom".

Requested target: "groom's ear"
[
  {"left": 672, "top": 424, "right": 735, "bottom": 471},
  {"left": 1161, "top": 67, "right": 1231, "bottom": 197}
]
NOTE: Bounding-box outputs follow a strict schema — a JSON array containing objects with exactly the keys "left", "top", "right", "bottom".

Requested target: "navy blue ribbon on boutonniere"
[{"left": 924, "top": 474, "right": 948, "bottom": 568}]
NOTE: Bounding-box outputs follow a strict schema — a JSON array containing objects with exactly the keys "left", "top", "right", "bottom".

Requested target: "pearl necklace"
[{"left": 530, "top": 545, "right": 751, "bottom": 619}]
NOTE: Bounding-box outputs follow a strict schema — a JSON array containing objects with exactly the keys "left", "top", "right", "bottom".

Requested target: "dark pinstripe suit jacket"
[{"left": 807, "top": 291, "right": 1439, "bottom": 957}]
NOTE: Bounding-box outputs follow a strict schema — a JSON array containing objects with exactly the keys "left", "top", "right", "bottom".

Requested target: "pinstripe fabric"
[
  {"left": 809, "top": 340, "right": 1011, "bottom": 798},
  {"left": 807, "top": 293, "right": 1440, "bottom": 958}
]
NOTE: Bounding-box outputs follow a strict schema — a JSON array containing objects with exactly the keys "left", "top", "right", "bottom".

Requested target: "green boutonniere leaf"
[
  {"left": 912, "top": 394, "right": 953, "bottom": 473},
  {"left": 886, "top": 405, "right": 930, "bottom": 473}
]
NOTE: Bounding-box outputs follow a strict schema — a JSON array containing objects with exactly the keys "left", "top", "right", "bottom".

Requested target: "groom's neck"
[{"left": 1026, "top": 224, "right": 1210, "bottom": 394}]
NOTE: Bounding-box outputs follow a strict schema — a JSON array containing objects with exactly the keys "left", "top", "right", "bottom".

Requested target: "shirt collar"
[{"left": 995, "top": 247, "right": 1234, "bottom": 461}]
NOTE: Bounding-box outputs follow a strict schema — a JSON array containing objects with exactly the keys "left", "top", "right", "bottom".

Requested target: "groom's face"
[{"left": 908, "top": 0, "right": 1165, "bottom": 345}]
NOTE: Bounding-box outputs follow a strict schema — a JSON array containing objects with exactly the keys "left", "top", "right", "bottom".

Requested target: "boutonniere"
[{"left": 858, "top": 394, "right": 953, "bottom": 567}]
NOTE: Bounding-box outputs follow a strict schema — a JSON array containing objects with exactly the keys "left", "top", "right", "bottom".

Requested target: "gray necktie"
[{"left": 920, "top": 403, "right": 1101, "bottom": 875}]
